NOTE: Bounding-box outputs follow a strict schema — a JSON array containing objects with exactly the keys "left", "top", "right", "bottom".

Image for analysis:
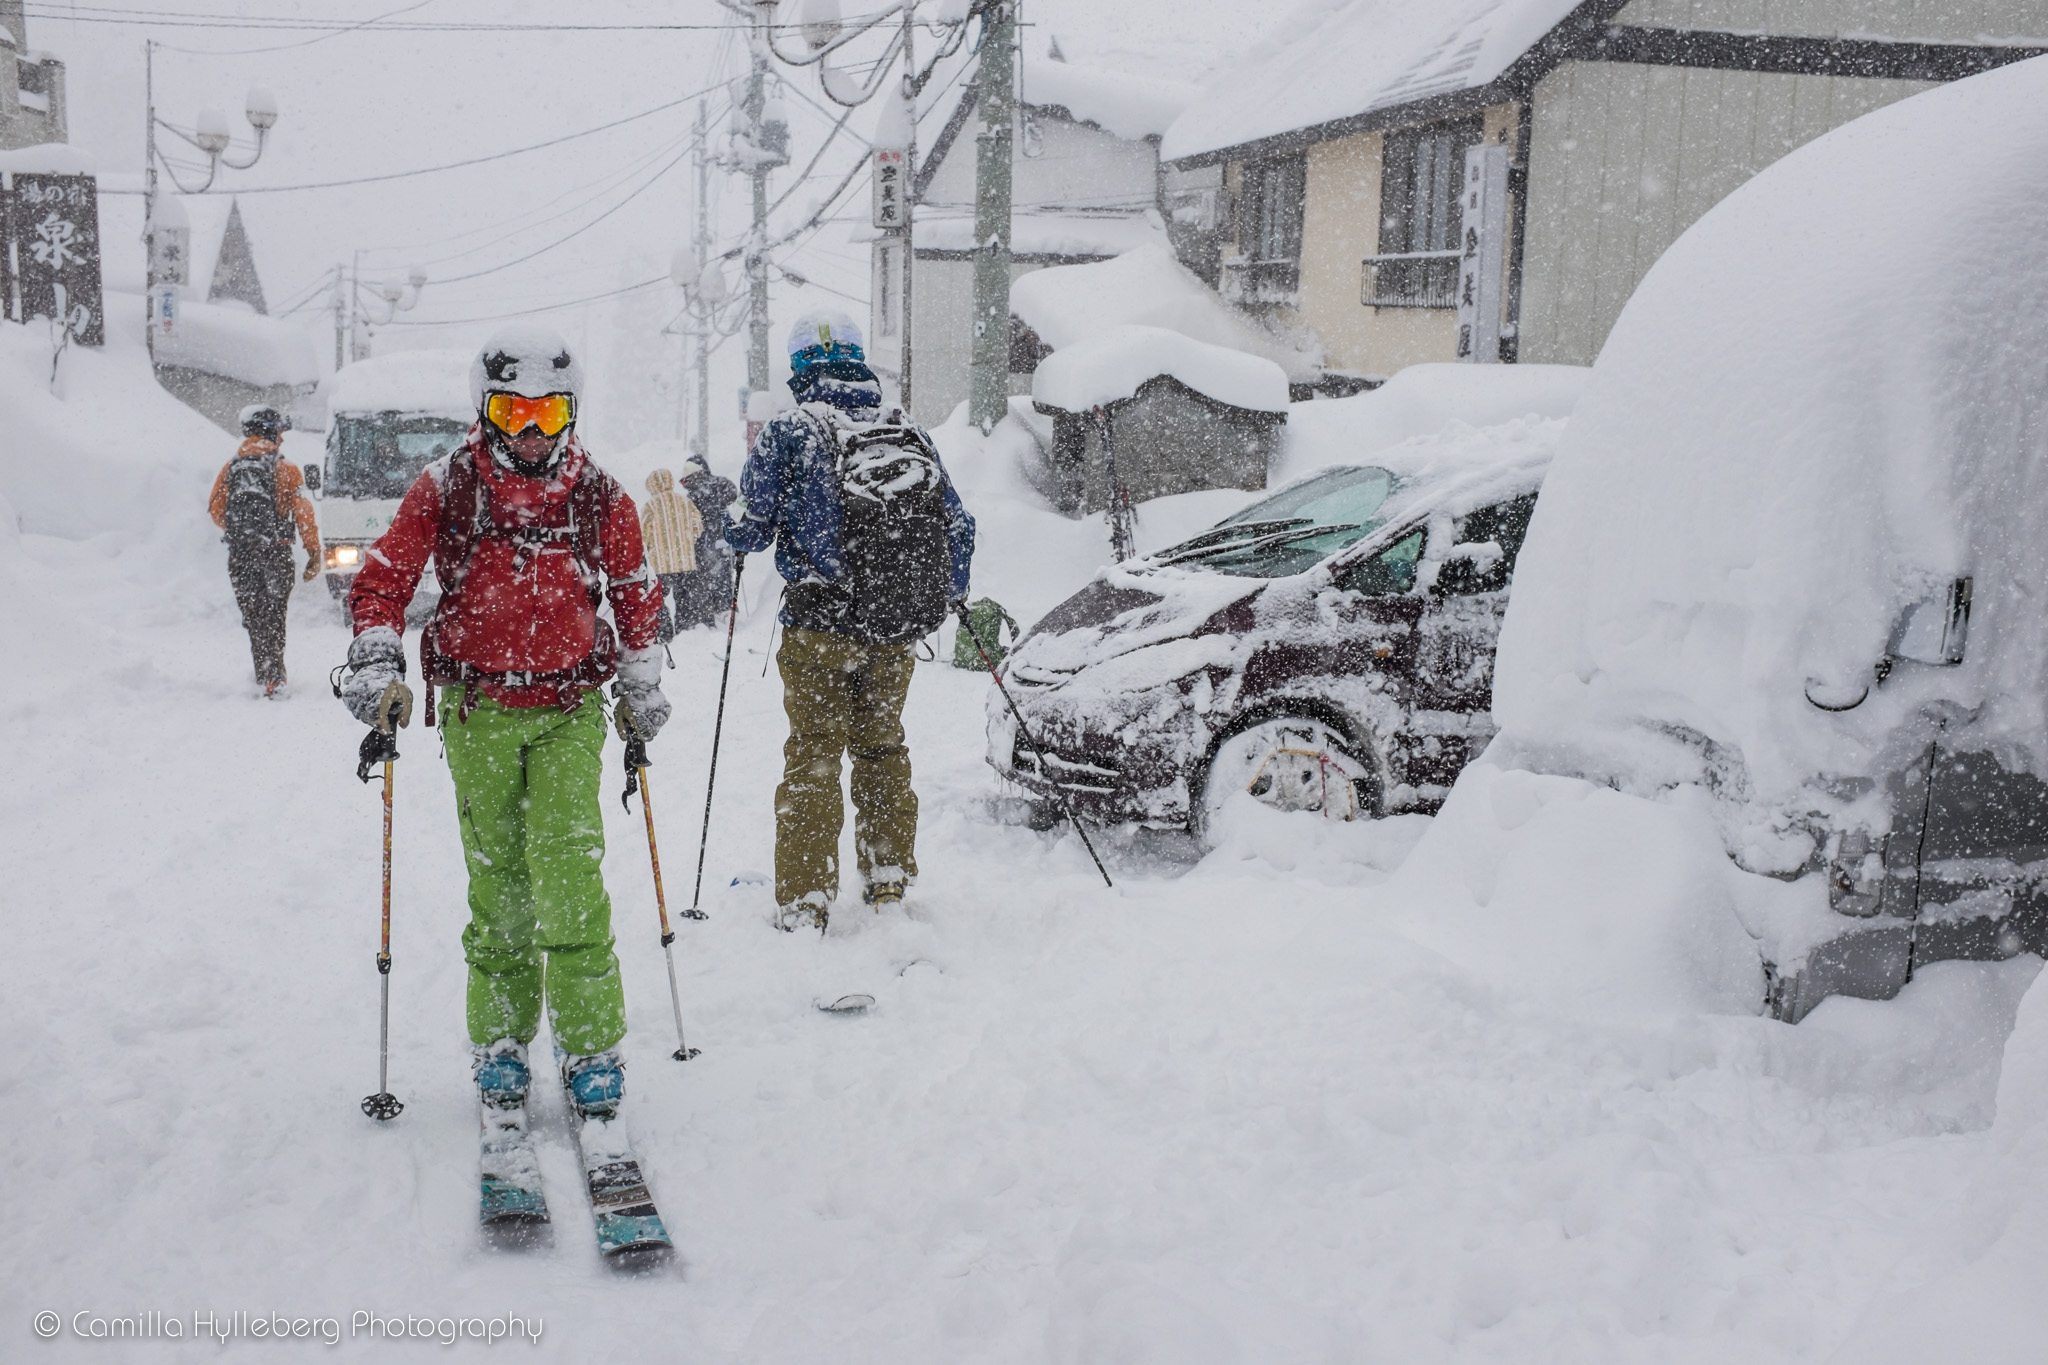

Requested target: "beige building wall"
[
  {"left": 1518, "top": 60, "right": 1929, "bottom": 365},
  {"left": 1228, "top": 103, "right": 1519, "bottom": 379}
]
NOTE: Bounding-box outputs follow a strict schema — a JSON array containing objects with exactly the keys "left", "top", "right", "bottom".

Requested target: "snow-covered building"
[
  {"left": 100, "top": 190, "right": 320, "bottom": 433},
  {"left": 1160, "top": 0, "right": 2048, "bottom": 376},
  {"left": 0, "top": 2, "right": 67, "bottom": 151},
  {"left": 872, "top": 40, "right": 1198, "bottom": 426}
]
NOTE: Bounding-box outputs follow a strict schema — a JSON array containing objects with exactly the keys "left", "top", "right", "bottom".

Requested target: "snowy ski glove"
[
  {"left": 338, "top": 627, "right": 415, "bottom": 733},
  {"left": 613, "top": 646, "right": 671, "bottom": 743}
]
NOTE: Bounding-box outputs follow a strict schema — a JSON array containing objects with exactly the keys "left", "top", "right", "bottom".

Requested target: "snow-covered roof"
[
  {"left": 1162, "top": 0, "right": 1582, "bottom": 163},
  {"left": 1010, "top": 243, "right": 1320, "bottom": 383},
  {"left": 95, "top": 192, "right": 258, "bottom": 300},
  {"left": 152, "top": 298, "right": 320, "bottom": 389},
  {"left": 1033, "top": 323, "right": 1292, "bottom": 414},
  {"left": 907, "top": 206, "right": 1169, "bottom": 259},
  {"left": 1022, "top": 58, "right": 1197, "bottom": 140},
  {"left": 0, "top": 143, "right": 96, "bottom": 176},
  {"left": 1492, "top": 55, "right": 2048, "bottom": 811},
  {"left": 324, "top": 348, "right": 476, "bottom": 419}
]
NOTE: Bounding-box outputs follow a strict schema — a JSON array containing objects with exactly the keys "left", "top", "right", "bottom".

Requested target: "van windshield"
[
  {"left": 1156, "top": 465, "right": 1398, "bottom": 579},
  {"left": 327, "top": 414, "right": 468, "bottom": 500}
]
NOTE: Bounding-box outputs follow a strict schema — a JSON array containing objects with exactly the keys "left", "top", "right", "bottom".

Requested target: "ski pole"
[
  {"left": 689, "top": 554, "right": 746, "bottom": 919},
  {"left": 953, "top": 602, "right": 1114, "bottom": 889},
  {"left": 617, "top": 710, "right": 700, "bottom": 1064},
  {"left": 351, "top": 684, "right": 412, "bottom": 1122},
  {"left": 361, "top": 738, "right": 404, "bottom": 1121}
]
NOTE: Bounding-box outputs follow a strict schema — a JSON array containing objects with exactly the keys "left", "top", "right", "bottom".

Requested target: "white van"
[{"left": 309, "top": 349, "right": 473, "bottom": 622}]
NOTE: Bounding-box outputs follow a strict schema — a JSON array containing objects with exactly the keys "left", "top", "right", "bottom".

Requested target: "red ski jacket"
[{"left": 348, "top": 429, "right": 662, "bottom": 709}]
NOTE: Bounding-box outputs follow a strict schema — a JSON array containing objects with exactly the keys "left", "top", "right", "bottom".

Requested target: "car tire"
[{"left": 1192, "top": 715, "right": 1382, "bottom": 849}]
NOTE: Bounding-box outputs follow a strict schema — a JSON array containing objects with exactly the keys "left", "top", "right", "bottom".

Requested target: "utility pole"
[
  {"left": 897, "top": 2, "right": 916, "bottom": 415},
  {"left": 744, "top": 6, "right": 773, "bottom": 400},
  {"left": 692, "top": 99, "right": 713, "bottom": 459},
  {"left": 967, "top": 0, "right": 1016, "bottom": 433},
  {"left": 330, "top": 264, "right": 346, "bottom": 371}
]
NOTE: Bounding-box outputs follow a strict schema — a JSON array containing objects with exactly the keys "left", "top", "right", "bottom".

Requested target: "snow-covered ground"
[{"left": 3, "top": 314, "right": 2044, "bottom": 1362}]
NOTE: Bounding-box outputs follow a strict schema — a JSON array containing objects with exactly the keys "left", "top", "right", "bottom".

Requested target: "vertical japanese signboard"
[
  {"left": 872, "top": 148, "right": 907, "bottom": 231},
  {"left": 9, "top": 172, "right": 105, "bottom": 346},
  {"left": 1454, "top": 144, "right": 1509, "bottom": 365}
]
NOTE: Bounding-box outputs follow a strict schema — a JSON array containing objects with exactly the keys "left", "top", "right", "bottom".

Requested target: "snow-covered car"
[
  {"left": 310, "top": 349, "right": 474, "bottom": 623},
  {"left": 986, "top": 421, "right": 1556, "bottom": 840},
  {"left": 1482, "top": 58, "right": 2048, "bottom": 1023}
]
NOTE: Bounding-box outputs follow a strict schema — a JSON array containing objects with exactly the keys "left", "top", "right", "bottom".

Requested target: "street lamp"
[
  {"left": 337, "top": 255, "right": 427, "bottom": 363},
  {"left": 667, "top": 240, "right": 744, "bottom": 453},
  {"left": 142, "top": 40, "right": 281, "bottom": 356}
]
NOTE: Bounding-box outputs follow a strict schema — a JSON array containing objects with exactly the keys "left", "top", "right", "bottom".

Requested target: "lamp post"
[
  {"left": 748, "top": 0, "right": 970, "bottom": 418},
  {"left": 142, "top": 40, "right": 280, "bottom": 358},
  {"left": 341, "top": 254, "right": 426, "bottom": 363}
]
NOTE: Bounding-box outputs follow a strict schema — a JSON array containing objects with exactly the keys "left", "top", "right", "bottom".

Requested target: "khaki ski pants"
[{"left": 773, "top": 627, "right": 919, "bottom": 907}]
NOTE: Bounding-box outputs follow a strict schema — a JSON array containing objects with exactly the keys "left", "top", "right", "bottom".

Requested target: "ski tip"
[{"left": 814, "top": 993, "right": 876, "bottom": 1015}]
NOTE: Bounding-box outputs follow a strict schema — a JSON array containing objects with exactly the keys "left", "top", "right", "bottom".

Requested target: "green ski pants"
[
  {"left": 774, "top": 627, "right": 920, "bottom": 908},
  {"left": 440, "top": 691, "right": 625, "bottom": 1055}
]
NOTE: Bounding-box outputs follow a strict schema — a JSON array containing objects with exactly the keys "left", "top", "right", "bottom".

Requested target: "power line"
[
  {"left": 22, "top": 4, "right": 908, "bottom": 33},
  {"left": 425, "top": 142, "right": 692, "bottom": 286},
  {"left": 380, "top": 275, "right": 668, "bottom": 327},
  {"left": 150, "top": 0, "right": 437, "bottom": 56},
  {"left": 183, "top": 80, "right": 724, "bottom": 195}
]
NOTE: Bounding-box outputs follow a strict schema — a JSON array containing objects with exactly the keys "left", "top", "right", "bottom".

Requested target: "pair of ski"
[{"left": 479, "top": 1074, "right": 672, "bottom": 1266}]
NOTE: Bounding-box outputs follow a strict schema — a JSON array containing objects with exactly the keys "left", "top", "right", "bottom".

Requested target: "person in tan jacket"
[
  {"left": 639, "top": 467, "right": 704, "bottom": 643},
  {"left": 207, "top": 403, "right": 320, "bottom": 696}
]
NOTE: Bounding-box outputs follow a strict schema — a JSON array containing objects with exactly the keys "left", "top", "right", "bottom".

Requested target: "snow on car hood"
[
  {"left": 1494, "top": 57, "right": 2048, "bottom": 808},
  {"left": 1006, "top": 566, "right": 1258, "bottom": 688}
]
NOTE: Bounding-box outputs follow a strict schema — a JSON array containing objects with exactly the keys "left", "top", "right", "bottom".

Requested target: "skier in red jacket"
[{"left": 334, "top": 325, "right": 668, "bottom": 1124}]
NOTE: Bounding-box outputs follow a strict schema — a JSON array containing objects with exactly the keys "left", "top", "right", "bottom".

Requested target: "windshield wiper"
[
  {"left": 1152, "top": 518, "right": 1311, "bottom": 565},
  {"left": 1167, "top": 522, "right": 1364, "bottom": 565}
]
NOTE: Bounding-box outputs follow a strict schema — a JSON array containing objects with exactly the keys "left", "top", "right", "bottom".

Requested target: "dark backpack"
[
  {"left": 811, "top": 413, "right": 953, "bottom": 644},
  {"left": 223, "top": 454, "right": 292, "bottom": 548}
]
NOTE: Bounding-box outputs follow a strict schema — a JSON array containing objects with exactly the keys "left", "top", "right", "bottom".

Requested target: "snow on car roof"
[
  {"left": 1032, "top": 324, "right": 1292, "bottom": 414},
  {"left": 1492, "top": 55, "right": 2048, "bottom": 807},
  {"left": 324, "top": 348, "right": 476, "bottom": 419}
]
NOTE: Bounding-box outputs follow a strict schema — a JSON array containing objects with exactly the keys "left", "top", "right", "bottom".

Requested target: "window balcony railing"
[
  {"left": 1362, "top": 250, "right": 1460, "bottom": 310},
  {"left": 1221, "top": 257, "right": 1300, "bottom": 307}
]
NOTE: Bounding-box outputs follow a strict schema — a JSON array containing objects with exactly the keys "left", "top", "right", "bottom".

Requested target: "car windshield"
[
  {"left": 1158, "top": 465, "right": 1399, "bottom": 579},
  {"left": 327, "top": 414, "right": 467, "bottom": 500}
]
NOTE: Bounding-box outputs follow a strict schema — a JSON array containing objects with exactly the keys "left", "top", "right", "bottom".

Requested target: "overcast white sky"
[{"left": 28, "top": 0, "right": 1275, "bottom": 454}]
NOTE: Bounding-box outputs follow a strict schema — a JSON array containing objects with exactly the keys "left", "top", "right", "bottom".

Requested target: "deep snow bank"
[
  {"left": 1493, "top": 57, "right": 2048, "bottom": 808},
  {"left": 1827, "top": 969, "right": 2048, "bottom": 1363},
  {"left": 1276, "top": 362, "right": 1585, "bottom": 483},
  {"left": 0, "top": 315, "right": 238, "bottom": 564}
]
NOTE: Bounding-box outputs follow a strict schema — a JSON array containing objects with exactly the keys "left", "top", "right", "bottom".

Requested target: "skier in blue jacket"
[{"left": 727, "top": 311, "right": 974, "bottom": 931}]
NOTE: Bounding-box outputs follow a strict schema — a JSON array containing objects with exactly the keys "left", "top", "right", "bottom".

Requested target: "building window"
[
  {"left": 1365, "top": 117, "right": 1481, "bottom": 308},
  {"left": 1226, "top": 155, "right": 1304, "bottom": 304}
]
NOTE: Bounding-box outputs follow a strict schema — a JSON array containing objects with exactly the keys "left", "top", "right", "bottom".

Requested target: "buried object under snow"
[{"left": 1482, "top": 57, "right": 2048, "bottom": 1022}]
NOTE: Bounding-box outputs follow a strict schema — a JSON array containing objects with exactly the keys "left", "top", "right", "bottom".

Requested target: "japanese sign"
[
  {"left": 872, "top": 148, "right": 907, "bottom": 231},
  {"left": 8, "top": 172, "right": 105, "bottom": 346},
  {"left": 1454, "top": 145, "right": 1509, "bottom": 365}
]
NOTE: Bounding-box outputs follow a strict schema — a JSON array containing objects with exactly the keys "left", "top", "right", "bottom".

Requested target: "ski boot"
[
  {"left": 864, "top": 880, "right": 905, "bottom": 912},
  {"left": 561, "top": 1049, "right": 626, "bottom": 1120},
  {"left": 472, "top": 1038, "right": 530, "bottom": 1110},
  {"left": 774, "top": 893, "right": 830, "bottom": 935}
]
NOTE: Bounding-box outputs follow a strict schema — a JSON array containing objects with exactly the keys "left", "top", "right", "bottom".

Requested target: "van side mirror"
[
  {"left": 302, "top": 462, "right": 322, "bottom": 494},
  {"left": 1803, "top": 577, "right": 1972, "bottom": 712},
  {"left": 1888, "top": 576, "right": 1970, "bottom": 667}
]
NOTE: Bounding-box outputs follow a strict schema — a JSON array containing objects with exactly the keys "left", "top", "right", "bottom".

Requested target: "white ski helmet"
[
  {"left": 786, "top": 309, "right": 865, "bottom": 373},
  {"left": 470, "top": 323, "right": 584, "bottom": 409},
  {"left": 470, "top": 324, "right": 584, "bottom": 474}
]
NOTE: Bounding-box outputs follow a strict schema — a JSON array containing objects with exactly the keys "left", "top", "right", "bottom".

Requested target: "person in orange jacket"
[{"left": 207, "top": 403, "right": 320, "bottom": 696}]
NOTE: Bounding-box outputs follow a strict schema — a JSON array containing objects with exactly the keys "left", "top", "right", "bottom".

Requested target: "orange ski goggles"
[{"left": 484, "top": 391, "right": 576, "bottom": 438}]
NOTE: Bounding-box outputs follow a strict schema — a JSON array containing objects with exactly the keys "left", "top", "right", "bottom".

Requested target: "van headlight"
[{"left": 326, "top": 542, "right": 364, "bottom": 569}]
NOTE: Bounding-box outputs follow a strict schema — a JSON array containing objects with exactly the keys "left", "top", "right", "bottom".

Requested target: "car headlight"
[{"left": 326, "top": 543, "right": 364, "bottom": 569}]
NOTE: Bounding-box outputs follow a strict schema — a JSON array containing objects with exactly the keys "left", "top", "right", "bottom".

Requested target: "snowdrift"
[{"left": 1493, "top": 56, "right": 2048, "bottom": 812}]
